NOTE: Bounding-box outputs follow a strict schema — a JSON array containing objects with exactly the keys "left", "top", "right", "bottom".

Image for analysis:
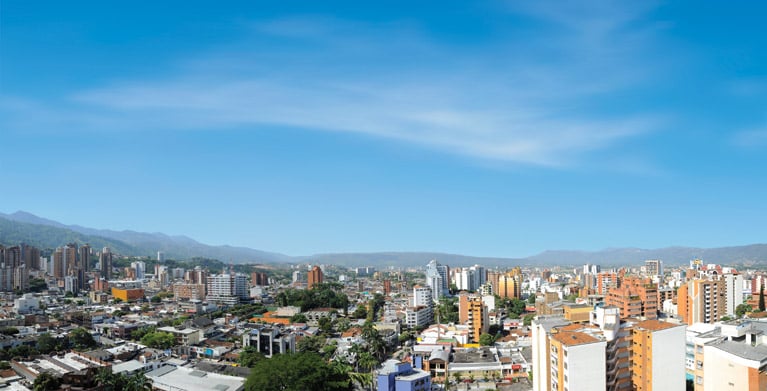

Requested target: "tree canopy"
[
  {"left": 69, "top": 328, "right": 98, "bottom": 350},
  {"left": 244, "top": 352, "right": 350, "bottom": 391},
  {"left": 275, "top": 283, "right": 349, "bottom": 313},
  {"left": 479, "top": 333, "right": 496, "bottom": 346},
  {"left": 140, "top": 331, "right": 176, "bottom": 349}
]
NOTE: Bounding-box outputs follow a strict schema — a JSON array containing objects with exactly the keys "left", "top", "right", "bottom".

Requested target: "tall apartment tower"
[
  {"left": 53, "top": 248, "right": 64, "bottom": 278},
  {"left": 597, "top": 272, "right": 619, "bottom": 294},
  {"left": 78, "top": 244, "right": 91, "bottom": 272},
  {"left": 678, "top": 278, "right": 726, "bottom": 324},
  {"left": 308, "top": 266, "right": 323, "bottom": 289},
  {"left": 605, "top": 276, "right": 658, "bottom": 320},
  {"left": 723, "top": 273, "right": 744, "bottom": 317},
  {"left": 21, "top": 244, "right": 40, "bottom": 270},
  {"left": 549, "top": 331, "right": 607, "bottom": 391},
  {"left": 412, "top": 285, "right": 434, "bottom": 324},
  {"left": 644, "top": 259, "right": 663, "bottom": 277},
  {"left": 63, "top": 243, "right": 77, "bottom": 275},
  {"left": 497, "top": 273, "right": 522, "bottom": 299},
  {"left": 631, "top": 320, "right": 686, "bottom": 391},
  {"left": 99, "top": 247, "right": 113, "bottom": 280},
  {"left": 459, "top": 293, "right": 488, "bottom": 343}
]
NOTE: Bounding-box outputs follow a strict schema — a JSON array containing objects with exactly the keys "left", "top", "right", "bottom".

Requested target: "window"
[{"left": 696, "top": 376, "right": 703, "bottom": 385}]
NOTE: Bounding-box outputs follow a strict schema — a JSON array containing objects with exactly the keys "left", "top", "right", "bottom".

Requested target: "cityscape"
[
  {"left": 3, "top": 1, "right": 767, "bottom": 391},
  {"left": 0, "top": 218, "right": 764, "bottom": 390}
]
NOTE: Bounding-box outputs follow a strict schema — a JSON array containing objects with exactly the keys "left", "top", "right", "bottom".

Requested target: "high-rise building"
[
  {"left": 723, "top": 273, "right": 744, "bottom": 317},
  {"left": 63, "top": 243, "right": 77, "bottom": 275},
  {"left": 206, "top": 273, "right": 249, "bottom": 305},
  {"left": 426, "top": 260, "right": 449, "bottom": 300},
  {"left": 644, "top": 259, "right": 663, "bottom": 277},
  {"left": 99, "top": 247, "right": 113, "bottom": 280},
  {"left": 678, "top": 278, "right": 726, "bottom": 324},
  {"left": 497, "top": 273, "right": 522, "bottom": 299},
  {"left": 486, "top": 271, "right": 502, "bottom": 295},
  {"left": 412, "top": 285, "right": 434, "bottom": 324},
  {"left": 79, "top": 244, "right": 91, "bottom": 272},
  {"left": 533, "top": 308, "right": 686, "bottom": 391},
  {"left": 605, "top": 276, "right": 658, "bottom": 320},
  {"left": 21, "top": 244, "right": 40, "bottom": 270},
  {"left": 185, "top": 267, "right": 207, "bottom": 286},
  {"left": 131, "top": 261, "right": 146, "bottom": 280},
  {"left": 383, "top": 279, "right": 391, "bottom": 295},
  {"left": 157, "top": 251, "right": 165, "bottom": 263},
  {"left": 549, "top": 330, "right": 607, "bottom": 391},
  {"left": 459, "top": 293, "right": 488, "bottom": 343},
  {"left": 308, "top": 266, "right": 323, "bottom": 289},
  {"left": 597, "top": 272, "right": 619, "bottom": 295},
  {"left": 631, "top": 320, "right": 686, "bottom": 391},
  {"left": 470, "top": 264, "right": 486, "bottom": 289},
  {"left": 53, "top": 247, "right": 64, "bottom": 278},
  {"left": 251, "top": 271, "right": 269, "bottom": 286},
  {"left": 4, "top": 246, "right": 20, "bottom": 268}
]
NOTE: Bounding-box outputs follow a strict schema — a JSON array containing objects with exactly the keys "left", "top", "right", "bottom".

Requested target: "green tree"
[
  {"left": 523, "top": 313, "right": 535, "bottom": 327},
  {"left": 736, "top": 303, "right": 753, "bottom": 318},
  {"left": 244, "top": 352, "right": 350, "bottom": 391},
  {"left": 69, "top": 328, "right": 98, "bottom": 350},
  {"left": 760, "top": 283, "right": 765, "bottom": 312},
  {"left": 150, "top": 296, "right": 162, "bottom": 303},
  {"left": 479, "top": 333, "right": 496, "bottom": 346},
  {"left": 32, "top": 372, "right": 60, "bottom": 391},
  {"left": 36, "top": 333, "right": 60, "bottom": 354},
  {"left": 238, "top": 346, "right": 265, "bottom": 368},
  {"left": 140, "top": 331, "right": 176, "bottom": 349},
  {"left": 0, "top": 327, "right": 19, "bottom": 335},
  {"left": 95, "top": 368, "right": 152, "bottom": 391},
  {"left": 506, "top": 298, "right": 526, "bottom": 316},
  {"left": 297, "top": 335, "right": 326, "bottom": 354},
  {"left": 290, "top": 314, "right": 308, "bottom": 323},
  {"left": 527, "top": 294, "right": 537, "bottom": 304},
  {"left": 351, "top": 306, "right": 368, "bottom": 319},
  {"left": 335, "top": 317, "right": 351, "bottom": 332},
  {"left": 318, "top": 316, "right": 334, "bottom": 335}
]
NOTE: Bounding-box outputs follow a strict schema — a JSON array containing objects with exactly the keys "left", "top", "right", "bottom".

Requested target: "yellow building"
[
  {"left": 563, "top": 303, "right": 591, "bottom": 324},
  {"left": 497, "top": 274, "right": 521, "bottom": 299},
  {"left": 459, "top": 293, "right": 488, "bottom": 343},
  {"left": 112, "top": 287, "right": 145, "bottom": 302}
]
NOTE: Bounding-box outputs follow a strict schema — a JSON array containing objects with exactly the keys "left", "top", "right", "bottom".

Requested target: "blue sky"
[{"left": 2, "top": 1, "right": 767, "bottom": 257}]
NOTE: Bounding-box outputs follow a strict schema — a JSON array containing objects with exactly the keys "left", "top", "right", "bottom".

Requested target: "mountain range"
[{"left": 1, "top": 210, "right": 767, "bottom": 267}]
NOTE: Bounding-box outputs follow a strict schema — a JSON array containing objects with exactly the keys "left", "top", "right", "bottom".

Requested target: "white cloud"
[
  {"left": 3, "top": 3, "right": 667, "bottom": 167},
  {"left": 732, "top": 128, "right": 767, "bottom": 147}
]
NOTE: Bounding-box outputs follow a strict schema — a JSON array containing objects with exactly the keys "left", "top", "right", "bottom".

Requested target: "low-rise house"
[{"left": 377, "top": 360, "right": 431, "bottom": 391}]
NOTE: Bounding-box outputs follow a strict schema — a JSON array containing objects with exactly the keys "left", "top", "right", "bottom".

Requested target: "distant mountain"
[
  {"left": 0, "top": 216, "right": 138, "bottom": 254},
  {"left": 2, "top": 210, "right": 767, "bottom": 267},
  {"left": 0, "top": 211, "right": 291, "bottom": 263},
  {"left": 300, "top": 252, "right": 526, "bottom": 268},
  {"left": 525, "top": 245, "right": 767, "bottom": 267}
]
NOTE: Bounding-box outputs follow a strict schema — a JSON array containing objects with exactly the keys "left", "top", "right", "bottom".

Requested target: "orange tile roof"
[
  {"left": 551, "top": 331, "right": 600, "bottom": 346},
  {"left": 634, "top": 319, "right": 680, "bottom": 331}
]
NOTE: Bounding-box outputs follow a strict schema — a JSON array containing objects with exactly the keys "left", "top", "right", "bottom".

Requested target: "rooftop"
[
  {"left": 634, "top": 319, "right": 681, "bottom": 332},
  {"left": 146, "top": 365, "right": 245, "bottom": 391},
  {"left": 551, "top": 331, "right": 600, "bottom": 346},
  {"left": 453, "top": 348, "right": 497, "bottom": 364},
  {"left": 708, "top": 340, "right": 767, "bottom": 363}
]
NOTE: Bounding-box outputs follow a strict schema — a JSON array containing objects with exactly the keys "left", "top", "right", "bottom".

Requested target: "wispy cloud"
[
  {"left": 732, "top": 128, "right": 767, "bottom": 147},
  {"left": 2, "top": 2, "right": 667, "bottom": 167}
]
